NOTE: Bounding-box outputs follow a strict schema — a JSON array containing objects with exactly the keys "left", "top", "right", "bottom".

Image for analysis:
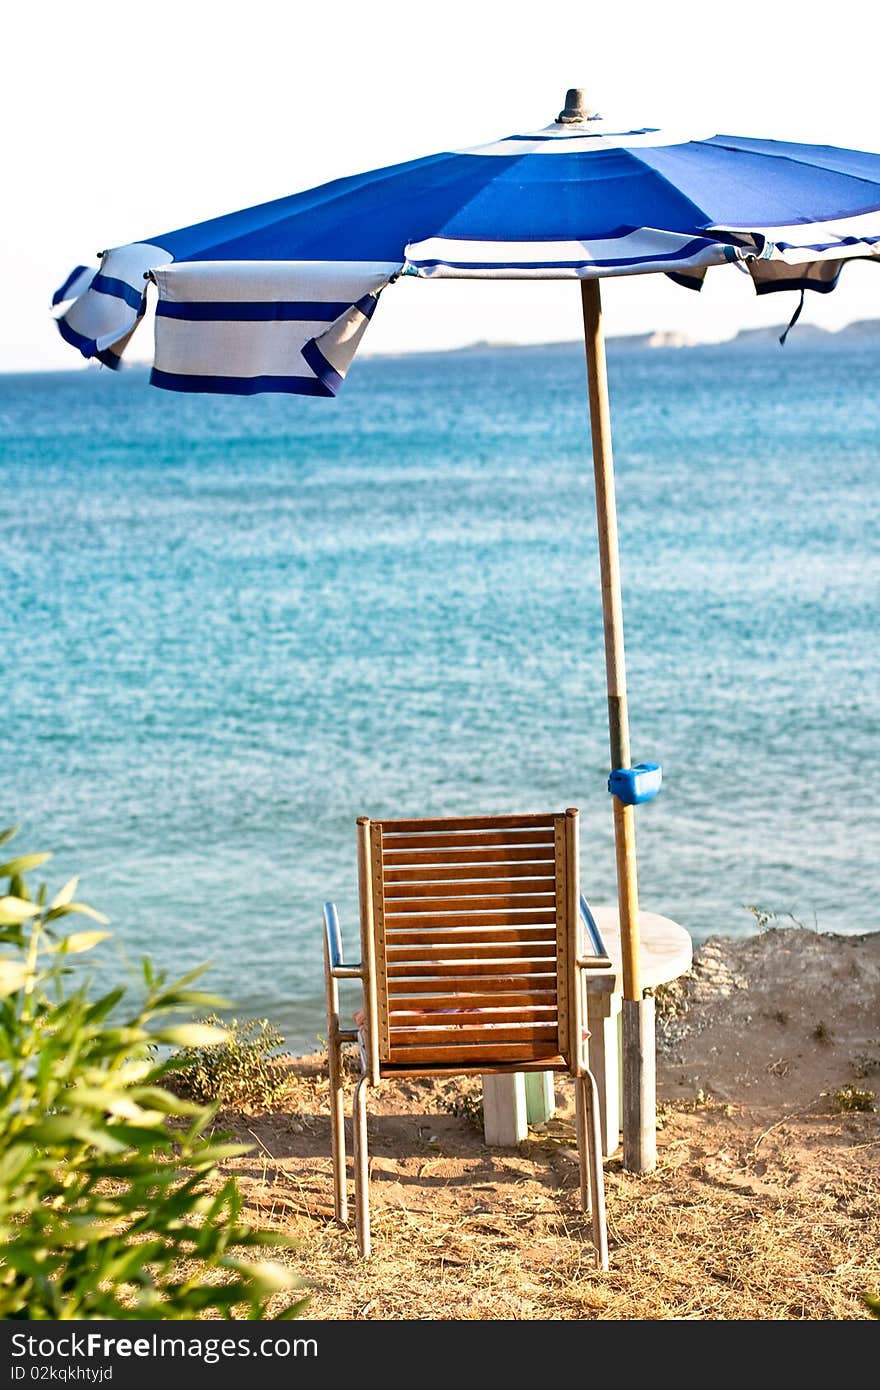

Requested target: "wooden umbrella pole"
[
  {"left": 580, "top": 277, "right": 641, "bottom": 1000},
  {"left": 580, "top": 277, "right": 656, "bottom": 1172}
]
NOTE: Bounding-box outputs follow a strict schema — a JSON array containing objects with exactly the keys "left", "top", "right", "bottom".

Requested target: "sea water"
[{"left": 1, "top": 343, "right": 878, "bottom": 1047}]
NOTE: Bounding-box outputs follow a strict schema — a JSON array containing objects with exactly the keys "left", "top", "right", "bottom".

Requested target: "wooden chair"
[{"left": 322, "top": 808, "right": 612, "bottom": 1268}]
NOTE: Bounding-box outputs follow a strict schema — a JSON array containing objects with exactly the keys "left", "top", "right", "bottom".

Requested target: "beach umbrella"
[{"left": 53, "top": 90, "right": 880, "bottom": 1170}]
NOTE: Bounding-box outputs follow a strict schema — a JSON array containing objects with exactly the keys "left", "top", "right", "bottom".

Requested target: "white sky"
[{"left": 4, "top": 0, "right": 880, "bottom": 373}]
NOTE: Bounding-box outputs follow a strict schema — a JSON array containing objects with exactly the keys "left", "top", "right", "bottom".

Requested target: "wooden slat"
[
  {"left": 380, "top": 1056, "right": 566, "bottom": 1077},
  {"left": 554, "top": 819, "right": 569, "bottom": 1056},
  {"left": 383, "top": 845, "right": 557, "bottom": 867},
  {"left": 357, "top": 817, "right": 381, "bottom": 1085},
  {"left": 386, "top": 1042, "right": 560, "bottom": 1064},
  {"left": 387, "top": 960, "right": 557, "bottom": 978},
  {"left": 388, "top": 1006, "right": 557, "bottom": 1027},
  {"left": 386, "top": 941, "right": 557, "bottom": 963},
  {"left": 386, "top": 975, "right": 558, "bottom": 995},
  {"left": 378, "top": 814, "right": 555, "bottom": 833},
  {"left": 370, "top": 822, "right": 391, "bottom": 1062},
  {"left": 384, "top": 860, "right": 556, "bottom": 884},
  {"left": 384, "top": 878, "right": 555, "bottom": 900},
  {"left": 389, "top": 991, "right": 556, "bottom": 1012},
  {"left": 564, "top": 809, "right": 581, "bottom": 1072},
  {"left": 384, "top": 926, "right": 558, "bottom": 947},
  {"left": 381, "top": 829, "right": 555, "bottom": 851},
  {"left": 388, "top": 1023, "right": 558, "bottom": 1046},
  {"left": 385, "top": 894, "right": 555, "bottom": 915},
  {"left": 382, "top": 908, "right": 558, "bottom": 930}
]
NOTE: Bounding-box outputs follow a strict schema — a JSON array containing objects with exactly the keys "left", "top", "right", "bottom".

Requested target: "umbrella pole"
[{"left": 580, "top": 277, "right": 657, "bottom": 1173}]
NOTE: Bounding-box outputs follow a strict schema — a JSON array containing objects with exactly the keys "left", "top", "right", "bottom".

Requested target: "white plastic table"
[{"left": 482, "top": 907, "right": 692, "bottom": 1155}]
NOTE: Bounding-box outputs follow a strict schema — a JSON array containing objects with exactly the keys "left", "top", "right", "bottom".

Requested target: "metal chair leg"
[
  {"left": 352, "top": 1073, "right": 371, "bottom": 1258},
  {"left": 575, "top": 1074, "right": 591, "bottom": 1216},
  {"left": 579, "top": 1070, "right": 609, "bottom": 1271},
  {"left": 323, "top": 905, "right": 350, "bottom": 1224},
  {"left": 327, "top": 1030, "right": 348, "bottom": 1224}
]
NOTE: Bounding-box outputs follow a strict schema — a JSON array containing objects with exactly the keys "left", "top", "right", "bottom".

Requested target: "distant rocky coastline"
[
  {"left": 437, "top": 318, "right": 880, "bottom": 357},
  {"left": 600, "top": 316, "right": 880, "bottom": 349},
  {"left": 724, "top": 318, "right": 880, "bottom": 347}
]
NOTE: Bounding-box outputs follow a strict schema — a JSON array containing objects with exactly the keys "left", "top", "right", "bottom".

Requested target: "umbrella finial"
[{"left": 556, "top": 88, "right": 598, "bottom": 124}]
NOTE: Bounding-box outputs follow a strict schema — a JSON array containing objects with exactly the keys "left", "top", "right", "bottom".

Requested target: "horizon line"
[{"left": 5, "top": 314, "right": 879, "bottom": 378}]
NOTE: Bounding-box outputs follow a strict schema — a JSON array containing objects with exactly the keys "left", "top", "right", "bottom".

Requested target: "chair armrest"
[
  {"left": 323, "top": 902, "right": 364, "bottom": 979},
  {"left": 577, "top": 894, "right": 613, "bottom": 970}
]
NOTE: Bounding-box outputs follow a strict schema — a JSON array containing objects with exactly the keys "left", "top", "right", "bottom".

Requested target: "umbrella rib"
[
  {"left": 613, "top": 147, "right": 714, "bottom": 231},
  {"left": 634, "top": 144, "right": 879, "bottom": 239},
  {"left": 704, "top": 139, "right": 880, "bottom": 199},
  {"left": 709, "top": 136, "right": 880, "bottom": 180},
  {"left": 414, "top": 146, "right": 579, "bottom": 248}
]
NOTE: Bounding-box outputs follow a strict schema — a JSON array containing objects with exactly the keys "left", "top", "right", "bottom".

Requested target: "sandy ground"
[{"left": 218, "top": 928, "right": 880, "bottom": 1320}]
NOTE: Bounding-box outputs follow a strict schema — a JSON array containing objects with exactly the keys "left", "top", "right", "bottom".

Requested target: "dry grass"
[
  {"left": 202, "top": 930, "right": 880, "bottom": 1320},
  {"left": 215, "top": 1064, "right": 880, "bottom": 1321}
]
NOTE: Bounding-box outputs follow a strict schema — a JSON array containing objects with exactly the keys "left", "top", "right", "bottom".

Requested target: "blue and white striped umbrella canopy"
[{"left": 54, "top": 103, "right": 880, "bottom": 396}]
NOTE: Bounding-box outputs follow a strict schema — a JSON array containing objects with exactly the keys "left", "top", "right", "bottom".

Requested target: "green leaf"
[
  {"left": 105, "top": 1242, "right": 166, "bottom": 1283},
  {"left": 154, "top": 963, "right": 211, "bottom": 993},
  {"left": 0, "top": 960, "right": 29, "bottom": 997},
  {"left": 49, "top": 1220, "right": 120, "bottom": 1245},
  {"left": 111, "top": 1061, "right": 154, "bottom": 1085},
  {"left": 223, "top": 1258, "right": 297, "bottom": 1293},
  {"left": 8, "top": 875, "right": 29, "bottom": 902},
  {"left": 274, "top": 1297, "right": 312, "bottom": 1320},
  {"left": 0, "top": 1247, "right": 56, "bottom": 1279},
  {"left": 0, "top": 852, "right": 51, "bottom": 877},
  {"left": 156, "top": 1024, "right": 231, "bottom": 1048},
  {"left": 148, "top": 991, "right": 230, "bottom": 1017},
  {"left": 67, "top": 1087, "right": 164, "bottom": 1126},
  {"left": 45, "top": 902, "right": 109, "bottom": 927},
  {"left": 57, "top": 930, "right": 111, "bottom": 955},
  {"left": 186, "top": 1142, "right": 253, "bottom": 1164},
  {"left": 103, "top": 1122, "right": 174, "bottom": 1149},
  {"left": 0, "top": 896, "right": 41, "bottom": 926},
  {"left": 49, "top": 877, "right": 78, "bottom": 910},
  {"left": 130, "top": 1086, "right": 203, "bottom": 1116},
  {"left": 0, "top": 826, "right": 19, "bottom": 848},
  {"left": 16, "top": 1117, "right": 128, "bottom": 1154},
  {"left": 83, "top": 987, "right": 125, "bottom": 1025}
]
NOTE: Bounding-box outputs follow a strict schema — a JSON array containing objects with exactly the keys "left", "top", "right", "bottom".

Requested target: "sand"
[{"left": 217, "top": 928, "right": 880, "bottom": 1320}]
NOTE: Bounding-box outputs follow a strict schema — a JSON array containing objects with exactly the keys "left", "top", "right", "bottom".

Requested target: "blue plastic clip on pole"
[{"left": 607, "top": 762, "right": 662, "bottom": 805}]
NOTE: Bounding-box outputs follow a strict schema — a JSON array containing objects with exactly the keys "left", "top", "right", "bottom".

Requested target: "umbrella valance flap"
[
  {"left": 150, "top": 260, "right": 401, "bottom": 396},
  {"left": 52, "top": 248, "right": 401, "bottom": 394}
]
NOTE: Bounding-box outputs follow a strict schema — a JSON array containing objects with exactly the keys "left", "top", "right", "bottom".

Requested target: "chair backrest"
[{"left": 356, "top": 810, "right": 583, "bottom": 1079}]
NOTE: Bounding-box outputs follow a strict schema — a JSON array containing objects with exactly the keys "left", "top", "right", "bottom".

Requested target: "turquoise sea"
[{"left": 1, "top": 343, "right": 878, "bottom": 1047}]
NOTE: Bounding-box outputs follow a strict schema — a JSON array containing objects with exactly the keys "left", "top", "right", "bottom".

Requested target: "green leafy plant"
[
  {"left": 0, "top": 827, "right": 306, "bottom": 1319},
  {"left": 436, "top": 1075, "right": 484, "bottom": 1130},
  {"left": 173, "top": 1016, "right": 290, "bottom": 1110},
  {"left": 439, "top": 1086, "right": 484, "bottom": 1130},
  {"left": 853, "top": 1048, "right": 880, "bottom": 1079},
  {"left": 743, "top": 904, "right": 812, "bottom": 932},
  {"left": 832, "top": 1086, "right": 876, "bottom": 1114},
  {"left": 648, "top": 976, "right": 691, "bottom": 1023}
]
